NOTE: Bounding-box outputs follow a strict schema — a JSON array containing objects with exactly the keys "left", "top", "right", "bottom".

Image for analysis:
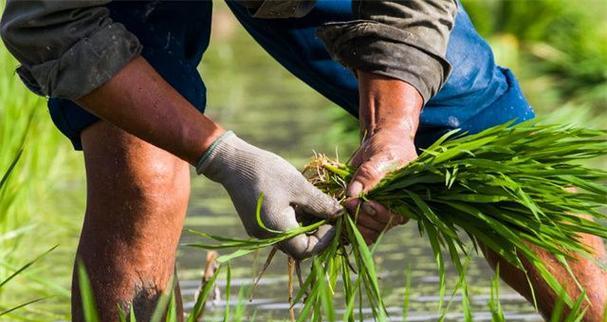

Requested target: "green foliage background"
[{"left": 463, "top": 0, "right": 607, "bottom": 111}]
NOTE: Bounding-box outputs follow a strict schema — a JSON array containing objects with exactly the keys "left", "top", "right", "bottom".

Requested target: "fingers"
[
  {"left": 355, "top": 212, "right": 386, "bottom": 233},
  {"left": 294, "top": 180, "right": 343, "bottom": 220},
  {"left": 345, "top": 200, "right": 390, "bottom": 223},
  {"left": 278, "top": 224, "right": 336, "bottom": 260},
  {"left": 345, "top": 200, "right": 407, "bottom": 225},
  {"left": 269, "top": 207, "right": 336, "bottom": 260},
  {"left": 357, "top": 226, "right": 379, "bottom": 245},
  {"left": 347, "top": 158, "right": 392, "bottom": 197},
  {"left": 344, "top": 199, "right": 408, "bottom": 245},
  {"left": 350, "top": 146, "right": 364, "bottom": 168}
]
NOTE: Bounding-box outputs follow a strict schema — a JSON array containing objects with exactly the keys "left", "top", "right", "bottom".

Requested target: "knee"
[
  {"left": 124, "top": 158, "right": 191, "bottom": 207},
  {"left": 81, "top": 122, "right": 191, "bottom": 211},
  {"left": 80, "top": 152, "right": 190, "bottom": 259},
  {"left": 85, "top": 152, "right": 190, "bottom": 210}
]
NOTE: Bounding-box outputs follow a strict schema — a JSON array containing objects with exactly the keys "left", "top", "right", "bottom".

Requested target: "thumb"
[
  {"left": 346, "top": 158, "right": 388, "bottom": 197},
  {"left": 278, "top": 224, "right": 336, "bottom": 260},
  {"left": 294, "top": 181, "right": 343, "bottom": 220}
]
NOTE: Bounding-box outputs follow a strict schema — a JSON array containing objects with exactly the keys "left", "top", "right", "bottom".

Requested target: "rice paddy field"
[{"left": 1, "top": 1, "right": 606, "bottom": 321}]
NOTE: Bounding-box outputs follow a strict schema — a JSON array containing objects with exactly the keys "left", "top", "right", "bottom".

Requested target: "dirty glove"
[{"left": 197, "top": 131, "right": 343, "bottom": 259}]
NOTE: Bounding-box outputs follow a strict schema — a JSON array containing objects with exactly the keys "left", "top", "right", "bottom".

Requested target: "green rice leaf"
[
  {"left": 222, "top": 263, "right": 232, "bottom": 322},
  {"left": 0, "top": 298, "right": 45, "bottom": 317},
  {"left": 189, "top": 120, "right": 607, "bottom": 319},
  {"left": 77, "top": 262, "right": 100, "bottom": 322},
  {"left": 187, "top": 265, "right": 222, "bottom": 322}
]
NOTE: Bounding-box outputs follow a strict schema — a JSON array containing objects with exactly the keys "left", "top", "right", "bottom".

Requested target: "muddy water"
[{"left": 175, "top": 13, "right": 542, "bottom": 322}]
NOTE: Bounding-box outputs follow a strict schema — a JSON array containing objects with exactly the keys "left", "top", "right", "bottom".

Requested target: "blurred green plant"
[
  {"left": 0, "top": 244, "right": 56, "bottom": 317},
  {"left": 0, "top": 34, "right": 83, "bottom": 320},
  {"left": 462, "top": 0, "right": 607, "bottom": 110}
]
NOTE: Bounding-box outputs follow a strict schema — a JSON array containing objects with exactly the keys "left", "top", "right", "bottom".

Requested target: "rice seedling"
[
  {"left": 222, "top": 263, "right": 232, "bottom": 322},
  {"left": 0, "top": 144, "right": 59, "bottom": 317},
  {"left": 488, "top": 265, "right": 505, "bottom": 322},
  {"left": 0, "top": 244, "right": 55, "bottom": 317},
  {"left": 71, "top": 122, "right": 606, "bottom": 322},
  {"left": 77, "top": 262, "right": 100, "bottom": 322},
  {"left": 549, "top": 290, "right": 589, "bottom": 322},
  {"left": 232, "top": 285, "right": 253, "bottom": 322},
  {"left": 189, "top": 119, "right": 607, "bottom": 320},
  {"left": 1, "top": 41, "right": 83, "bottom": 319}
]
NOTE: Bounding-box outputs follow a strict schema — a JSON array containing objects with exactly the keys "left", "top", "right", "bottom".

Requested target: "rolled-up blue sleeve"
[
  {"left": 316, "top": 0, "right": 457, "bottom": 103},
  {"left": 0, "top": 0, "right": 142, "bottom": 99}
]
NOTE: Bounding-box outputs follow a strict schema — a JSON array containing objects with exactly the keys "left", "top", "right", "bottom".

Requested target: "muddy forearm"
[{"left": 77, "top": 56, "right": 224, "bottom": 165}]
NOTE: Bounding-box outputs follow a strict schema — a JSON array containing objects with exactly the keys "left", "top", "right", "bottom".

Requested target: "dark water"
[{"left": 175, "top": 12, "right": 542, "bottom": 322}]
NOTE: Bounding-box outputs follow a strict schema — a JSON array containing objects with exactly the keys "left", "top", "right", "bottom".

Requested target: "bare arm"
[
  {"left": 77, "top": 56, "right": 223, "bottom": 165},
  {"left": 484, "top": 225, "right": 607, "bottom": 321},
  {"left": 1, "top": 1, "right": 221, "bottom": 163}
]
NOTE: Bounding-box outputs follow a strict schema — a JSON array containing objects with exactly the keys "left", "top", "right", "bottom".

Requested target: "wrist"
[
  {"left": 199, "top": 126, "right": 226, "bottom": 154},
  {"left": 357, "top": 70, "right": 422, "bottom": 138},
  {"left": 372, "top": 120, "right": 418, "bottom": 141},
  {"left": 196, "top": 130, "right": 234, "bottom": 175}
]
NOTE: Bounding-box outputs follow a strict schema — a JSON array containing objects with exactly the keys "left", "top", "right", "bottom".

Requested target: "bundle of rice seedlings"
[{"left": 189, "top": 120, "right": 607, "bottom": 321}]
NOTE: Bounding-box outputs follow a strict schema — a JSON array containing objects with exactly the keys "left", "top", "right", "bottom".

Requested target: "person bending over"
[{"left": 1, "top": 0, "right": 605, "bottom": 320}]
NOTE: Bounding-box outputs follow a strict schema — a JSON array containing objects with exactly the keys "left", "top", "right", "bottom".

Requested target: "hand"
[
  {"left": 345, "top": 129, "right": 415, "bottom": 244},
  {"left": 197, "top": 131, "right": 343, "bottom": 259},
  {"left": 345, "top": 71, "right": 423, "bottom": 244}
]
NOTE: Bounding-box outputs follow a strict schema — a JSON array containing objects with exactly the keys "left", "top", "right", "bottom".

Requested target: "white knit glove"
[{"left": 197, "top": 131, "right": 343, "bottom": 259}]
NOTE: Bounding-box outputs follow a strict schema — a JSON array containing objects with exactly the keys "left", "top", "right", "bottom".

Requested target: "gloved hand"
[{"left": 197, "top": 131, "right": 343, "bottom": 259}]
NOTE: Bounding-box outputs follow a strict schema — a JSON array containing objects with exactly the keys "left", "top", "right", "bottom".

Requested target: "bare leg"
[
  {"left": 484, "top": 233, "right": 607, "bottom": 321},
  {"left": 72, "top": 121, "right": 190, "bottom": 321}
]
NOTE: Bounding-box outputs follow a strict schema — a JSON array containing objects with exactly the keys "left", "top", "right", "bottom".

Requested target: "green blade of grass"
[
  {"left": 187, "top": 265, "right": 222, "bottom": 322},
  {"left": 489, "top": 265, "right": 506, "bottom": 322},
  {"left": 77, "top": 262, "right": 100, "bottom": 322},
  {"left": 0, "top": 149, "right": 22, "bottom": 189},
  {"left": 0, "top": 245, "right": 57, "bottom": 289},
  {"left": 222, "top": 263, "right": 232, "bottom": 322},
  {"left": 0, "top": 298, "right": 46, "bottom": 317}
]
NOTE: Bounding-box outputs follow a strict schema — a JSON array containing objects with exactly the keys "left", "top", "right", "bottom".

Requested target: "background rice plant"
[
  {"left": 72, "top": 259, "right": 592, "bottom": 322},
  {"left": 0, "top": 20, "right": 85, "bottom": 319},
  {"left": 463, "top": 0, "right": 607, "bottom": 111}
]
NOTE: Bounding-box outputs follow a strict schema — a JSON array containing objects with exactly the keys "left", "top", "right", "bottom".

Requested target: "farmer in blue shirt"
[{"left": 2, "top": 0, "right": 605, "bottom": 320}]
